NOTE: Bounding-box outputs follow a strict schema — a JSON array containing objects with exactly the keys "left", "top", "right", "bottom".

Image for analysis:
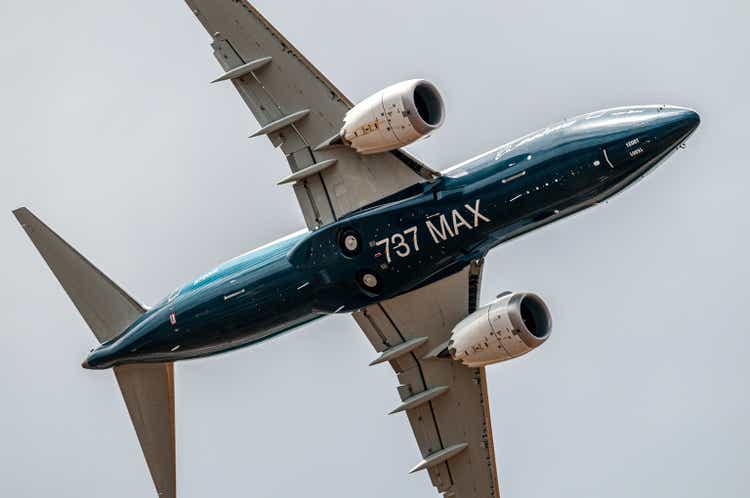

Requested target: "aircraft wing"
[
  {"left": 353, "top": 260, "right": 501, "bottom": 498},
  {"left": 185, "top": 0, "right": 440, "bottom": 229}
]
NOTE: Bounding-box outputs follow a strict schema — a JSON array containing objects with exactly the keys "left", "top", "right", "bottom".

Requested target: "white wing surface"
[
  {"left": 185, "top": 0, "right": 440, "bottom": 229},
  {"left": 353, "top": 260, "right": 501, "bottom": 498}
]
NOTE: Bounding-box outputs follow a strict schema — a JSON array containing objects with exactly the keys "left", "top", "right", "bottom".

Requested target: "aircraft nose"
[
  {"left": 658, "top": 106, "right": 700, "bottom": 139},
  {"left": 650, "top": 106, "right": 700, "bottom": 153},
  {"left": 672, "top": 106, "right": 700, "bottom": 135}
]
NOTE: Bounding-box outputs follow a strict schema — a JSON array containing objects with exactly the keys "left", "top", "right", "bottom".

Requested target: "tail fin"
[{"left": 13, "top": 207, "right": 176, "bottom": 498}]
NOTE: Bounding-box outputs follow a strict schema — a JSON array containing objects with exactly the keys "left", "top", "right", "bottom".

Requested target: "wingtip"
[{"left": 12, "top": 206, "right": 31, "bottom": 223}]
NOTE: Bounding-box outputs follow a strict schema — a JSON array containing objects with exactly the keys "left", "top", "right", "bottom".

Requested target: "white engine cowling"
[
  {"left": 340, "top": 79, "right": 445, "bottom": 155},
  {"left": 448, "top": 292, "right": 552, "bottom": 367}
]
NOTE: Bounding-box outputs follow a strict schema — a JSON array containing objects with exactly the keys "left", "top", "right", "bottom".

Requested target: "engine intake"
[
  {"left": 340, "top": 79, "right": 445, "bottom": 155},
  {"left": 448, "top": 292, "right": 552, "bottom": 367}
]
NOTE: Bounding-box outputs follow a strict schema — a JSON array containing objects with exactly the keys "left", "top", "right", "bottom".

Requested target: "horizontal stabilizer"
[
  {"left": 14, "top": 207, "right": 176, "bottom": 498},
  {"left": 13, "top": 207, "right": 144, "bottom": 343},
  {"left": 115, "top": 363, "right": 176, "bottom": 498}
]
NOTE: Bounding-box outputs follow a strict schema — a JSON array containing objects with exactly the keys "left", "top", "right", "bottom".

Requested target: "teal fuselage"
[{"left": 84, "top": 105, "right": 699, "bottom": 369}]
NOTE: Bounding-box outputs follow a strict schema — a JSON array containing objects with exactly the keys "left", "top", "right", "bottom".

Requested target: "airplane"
[{"left": 13, "top": 1, "right": 700, "bottom": 497}]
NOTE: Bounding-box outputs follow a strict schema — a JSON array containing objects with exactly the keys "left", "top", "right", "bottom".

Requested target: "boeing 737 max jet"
[{"left": 13, "top": 1, "right": 700, "bottom": 497}]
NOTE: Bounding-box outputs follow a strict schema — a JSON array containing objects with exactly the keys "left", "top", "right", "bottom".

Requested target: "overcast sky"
[{"left": 1, "top": 1, "right": 748, "bottom": 497}]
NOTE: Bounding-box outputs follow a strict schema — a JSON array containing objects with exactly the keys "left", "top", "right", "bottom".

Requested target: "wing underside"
[
  {"left": 353, "top": 260, "right": 501, "bottom": 498},
  {"left": 185, "top": 0, "right": 439, "bottom": 229}
]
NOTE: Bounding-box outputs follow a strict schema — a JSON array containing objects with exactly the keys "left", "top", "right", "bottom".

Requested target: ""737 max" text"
[{"left": 374, "top": 199, "right": 491, "bottom": 263}]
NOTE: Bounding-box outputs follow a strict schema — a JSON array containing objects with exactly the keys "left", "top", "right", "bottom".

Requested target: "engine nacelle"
[
  {"left": 448, "top": 292, "right": 552, "bottom": 367},
  {"left": 340, "top": 79, "right": 445, "bottom": 155}
]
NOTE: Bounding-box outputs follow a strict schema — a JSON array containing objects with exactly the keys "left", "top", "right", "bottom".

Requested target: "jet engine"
[
  {"left": 340, "top": 79, "right": 445, "bottom": 154},
  {"left": 447, "top": 292, "right": 552, "bottom": 367}
]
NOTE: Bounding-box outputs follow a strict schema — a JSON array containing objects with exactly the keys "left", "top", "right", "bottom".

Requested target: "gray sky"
[{"left": 1, "top": 0, "right": 748, "bottom": 496}]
